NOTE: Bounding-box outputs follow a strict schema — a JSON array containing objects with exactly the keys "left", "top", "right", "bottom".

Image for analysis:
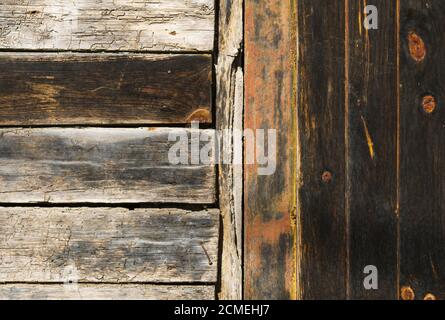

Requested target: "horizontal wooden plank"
[
  {"left": 0, "top": 284, "right": 214, "bottom": 300},
  {"left": 0, "top": 53, "right": 212, "bottom": 125},
  {"left": 0, "top": 207, "right": 219, "bottom": 283},
  {"left": 0, "top": 0, "right": 214, "bottom": 51},
  {"left": 0, "top": 128, "right": 216, "bottom": 204}
]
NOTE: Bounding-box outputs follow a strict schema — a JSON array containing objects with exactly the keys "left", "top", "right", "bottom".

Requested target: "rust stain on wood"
[
  {"left": 321, "top": 171, "right": 333, "bottom": 184},
  {"left": 244, "top": 0, "right": 297, "bottom": 299}
]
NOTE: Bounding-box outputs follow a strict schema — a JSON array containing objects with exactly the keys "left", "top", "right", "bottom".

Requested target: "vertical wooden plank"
[
  {"left": 347, "top": 0, "right": 399, "bottom": 299},
  {"left": 0, "top": 128, "right": 216, "bottom": 204},
  {"left": 400, "top": 0, "right": 445, "bottom": 300},
  {"left": 297, "top": 0, "right": 347, "bottom": 300},
  {"left": 244, "top": 0, "right": 297, "bottom": 299},
  {"left": 217, "top": 0, "right": 243, "bottom": 300}
]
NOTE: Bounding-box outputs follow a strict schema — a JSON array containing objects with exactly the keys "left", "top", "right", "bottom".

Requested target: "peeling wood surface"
[
  {"left": 400, "top": 0, "right": 445, "bottom": 300},
  {"left": 244, "top": 0, "right": 297, "bottom": 300},
  {"left": 0, "top": 0, "right": 214, "bottom": 52},
  {"left": 0, "top": 207, "right": 219, "bottom": 283},
  {"left": 0, "top": 284, "right": 214, "bottom": 300},
  {"left": 297, "top": 0, "right": 347, "bottom": 300},
  {"left": 216, "top": 0, "right": 243, "bottom": 300},
  {"left": 0, "top": 128, "right": 216, "bottom": 204},
  {"left": 0, "top": 53, "right": 212, "bottom": 125},
  {"left": 348, "top": 0, "right": 399, "bottom": 300}
]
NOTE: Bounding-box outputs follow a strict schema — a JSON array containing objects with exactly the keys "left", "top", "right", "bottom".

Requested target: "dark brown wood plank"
[
  {"left": 400, "top": 0, "right": 445, "bottom": 300},
  {"left": 0, "top": 128, "right": 215, "bottom": 204},
  {"left": 347, "top": 0, "right": 399, "bottom": 300},
  {"left": 0, "top": 54, "right": 212, "bottom": 125},
  {"left": 244, "top": 0, "right": 297, "bottom": 299},
  {"left": 0, "top": 207, "right": 219, "bottom": 283},
  {"left": 297, "top": 0, "right": 347, "bottom": 300},
  {"left": 0, "top": 284, "right": 215, "bottom": 300}
]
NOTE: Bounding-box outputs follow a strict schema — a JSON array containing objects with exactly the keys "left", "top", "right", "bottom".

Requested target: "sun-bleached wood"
[
  {"left": 216, "top": 0, "right": 243, "bottom": 300},
  {"left": 0, "top": 127, "right": 216, "bottom": 204},
  {"left": 0, "top": 284, "right": 214, "bottom": 300},
  {"left": 0, "top": 0, "right": 214, "bottom": 51},
  {"left": 0, "top": 207, "right": 219, "bottom": 283}
]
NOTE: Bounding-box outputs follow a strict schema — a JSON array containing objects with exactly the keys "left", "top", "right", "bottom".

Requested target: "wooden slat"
[
  {"left": 0, "top": 128, "right": 215, "bottom": 204},
  {"left": 216, "top": 0, "right": 243, "bottom": 300},
  {"left": 244, "top": 0, "right": 297, "bottom": 299},
  {"left": 348, "top": 0, "right": 399, "bottom": 299},
  {"left": 0, "top": 0, "right": 214, "bottom": 52},
  {"left": 0, "top": 284, "right": 214, "bottom": 300},
  {"left": 0, "top": 53, "right": 212, "bottom": 125},
  {"left": 297, "top": 0, "right": 347, "bottom": 300},
  {"left": 400, "top": 0, "right": 445, "bottom": 300},
  {"left": 0, "top": 207, "right": 219, "bottom": 283}
]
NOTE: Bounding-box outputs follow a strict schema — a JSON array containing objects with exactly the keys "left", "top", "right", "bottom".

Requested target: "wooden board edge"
[
  {"left": 0, "top": 284, "right": 215, "bottom": 300},
  {"left": 216, "top": 0, "right": 244, "bottom": 300}
]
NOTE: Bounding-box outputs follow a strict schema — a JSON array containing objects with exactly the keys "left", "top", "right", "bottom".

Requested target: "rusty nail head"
[{"left": 322, "top": 171, "right": 332, "bottom": 183}]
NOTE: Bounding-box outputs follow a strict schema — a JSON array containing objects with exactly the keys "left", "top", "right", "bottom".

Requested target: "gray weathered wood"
[
  {"left": 0, "top": 53, "right": 212, "bottom": 125},
  {"left": 0, "top": 284, "right": 214, "bottom": 300},
  {"left": 0, "top": 128, "right": 215, "bottom": 204},
  {"left": 0, "top": 0, "right": 214, "bottom": 51},
  {"left": 216, "top": 0, "right": 243, "bottom": 300},
  {"left": 0, "top": 207, "right": 219, "bottom": 283}
]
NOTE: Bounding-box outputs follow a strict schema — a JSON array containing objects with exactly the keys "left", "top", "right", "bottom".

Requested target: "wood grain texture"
[
  {"left": 400, "top": 0, "right": 445, "bottom": 300},
  {"left": 0, "top": 127, "right": 215, "bottom": 204},
  {"left": 297, "top": 0, "right": 347, "bottom": 300},
  {"left": 216, "top": 0, "right": 243, "bottom": 300},
  {"left": 0, "top": 53, "right": 212, "bottom": 125},
  {"left": 244, "top": 0, "right": 297, "bottom": 299},
  {"left": 0, "top": 284, "right": 214, "bottom": 300},
  {"left": 348, "top": 0, "right": 399, "bottom": 300},
  {"left": 0, "top": 0, "right": 214, "bottom": 51},
  {"left": 0, "top": 207, "right": 219, "bottom": 283}
]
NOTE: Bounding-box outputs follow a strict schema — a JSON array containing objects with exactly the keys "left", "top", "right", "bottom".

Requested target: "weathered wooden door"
[{"left": 245, "top": 0, "right": 445, "bottom": 300}]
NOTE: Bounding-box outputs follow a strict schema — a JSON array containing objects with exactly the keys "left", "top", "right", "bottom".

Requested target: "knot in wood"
[{"left": 408, "top": 31, "right": 426, "bottom": 62}]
